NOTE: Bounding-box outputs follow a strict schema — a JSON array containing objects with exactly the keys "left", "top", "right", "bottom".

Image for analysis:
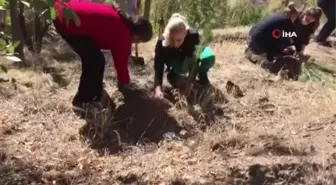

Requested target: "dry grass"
[{"left": 0, "top": 28, "right": 336, "bottom": 185}]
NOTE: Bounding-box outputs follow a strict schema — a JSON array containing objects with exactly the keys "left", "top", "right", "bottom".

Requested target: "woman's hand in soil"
[{"left": 153, "top": 86, "right": 164, "bottom": 99}]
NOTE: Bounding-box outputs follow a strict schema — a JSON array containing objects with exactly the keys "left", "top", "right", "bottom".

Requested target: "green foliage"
[
  {"left": 0, "top": 0, "right": 81, "bottom": 63},
  {"left": 7, "top": 40, "right": 20, "bottom": 54},
  {"left": 0, "top": 0, "right": 8, "bottom": 9},
  {"left": 50, "top": 7, "right": 56, "bottom": 20},
  {"left": 228, "top": 3, "right": 265, "bottom": 26},
  {"left": 299, "top": 61, "right": 336, "bottom": 82},
  {"left": 151, "top": 0, "right": 269, "bottom": 32}
]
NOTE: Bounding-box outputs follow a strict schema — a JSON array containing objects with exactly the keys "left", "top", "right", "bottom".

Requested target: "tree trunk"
[
  {"left": 19, "top": 2, "right": 34, "bottom": 53},
  {"left": 9, "top": 0, "right": 25, "bottom": 62},
  {"left": 0, "top": 10, "right": 6, "bottom": 28},
  {"left": 143, "top": 0, "right": 151, "bottom": 20},
  {"left": 34, "top": 13, "right": 42, "bottom": 53}
]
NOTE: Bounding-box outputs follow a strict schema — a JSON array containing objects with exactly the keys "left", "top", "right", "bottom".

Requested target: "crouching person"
[
  {"left": 152, "top": 13, "right": 215, "bottom": 99},
  {"left": 53, "top": 0, "right": 153, "bottom": 113},
  {"left": 281, "top": 7, "right": 323, "bottom": 60},
  {"left": 244, "top": 2, "right": 302, "bottom": 72},
  {"left": 295, "top": 7, "right": 322, "bottom": 55}
]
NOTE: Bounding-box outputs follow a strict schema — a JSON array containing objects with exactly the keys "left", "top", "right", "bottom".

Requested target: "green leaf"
[
  {"left": 0, "top": 0, "right": 8, "bottom": 8},
  {"left": 50, "top": 7, "right": 56, "bottom": 20},
  {"left": 6, "top": 41, "right": 20, "bottom": 54},
  {"left": 13, "top": 40, "right": 20, "bottom": 48},
  {"left": 7, "top": 45, "right": 14, "bottom": 54},
  {"left": 0, "top": 64, "right": 7, "bottom": 73},
  {"left": 20, "top": 0, "right": 30, "bottom": 7}
]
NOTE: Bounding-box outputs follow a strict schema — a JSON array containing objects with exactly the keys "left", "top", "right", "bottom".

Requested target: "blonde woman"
[{"left": 153, "top": 13, "right": 216, "bottom": 99}]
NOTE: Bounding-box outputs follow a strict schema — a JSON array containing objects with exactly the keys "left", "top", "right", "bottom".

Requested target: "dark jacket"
[
  {"left": 53, "top": 0, "right": 132, "bottom": 84},
  {"left": 154, "top": 29, "right": 200, "bottom": 87},
  {"left": 249, "top": 12, "right": 302, "bottom": 53}
]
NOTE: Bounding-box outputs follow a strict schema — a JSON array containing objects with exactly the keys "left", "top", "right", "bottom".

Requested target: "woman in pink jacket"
[{"left": 53, "top": 0, "right": 153, "bottom": 112}]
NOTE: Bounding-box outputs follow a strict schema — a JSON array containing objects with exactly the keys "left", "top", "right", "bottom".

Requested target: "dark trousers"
[
  {"left": 247, "top": 36, "right": 287, "bottom": 61},
  {"left": 54, "top": 24, "right": 106, "bottom": 104},
  {"left": 166, "top": 64, "right": 210, "bottom": 88},
  {"left": 316, "top": 1, "right": 336, "bottom": 42}
]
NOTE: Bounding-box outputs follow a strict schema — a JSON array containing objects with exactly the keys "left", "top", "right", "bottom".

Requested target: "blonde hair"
[
  {"left": 284, "top": 2, "right": 299, "bottom": 17},
  {"left": 162, "top": 13, "right": 190, "bottom": 47}
]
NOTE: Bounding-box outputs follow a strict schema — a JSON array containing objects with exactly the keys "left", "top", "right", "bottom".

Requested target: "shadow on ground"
[
  {"left": 163, "top": 76, "right": 237, "bottom": 126},
  {"left": 225, "top": 162, "right": 336, "bottom": 185},
  {"left": 0, "top": 151, "right": 43, "bottom": 185},
  {"left": 115, "top": 160, "right": 336, "bottom": 185},
  {"left": 79, "top": 89, "right": 183, "bottom": 154}
]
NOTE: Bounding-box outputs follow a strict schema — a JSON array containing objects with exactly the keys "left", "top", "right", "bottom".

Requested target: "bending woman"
[
  {"left": 53, "top": 0, "right": 153, "bottom": 110},
  {"left": 245, "top": 2, "right": 302, "bottom": 63},
  {"left": 153, "top": 13, "right": 216, "bottom": 99},
  {"left": 294, "top": 7, "right": 322, "bottom": 54}
]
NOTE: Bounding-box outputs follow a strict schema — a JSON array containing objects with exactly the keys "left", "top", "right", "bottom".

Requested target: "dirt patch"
[
  {"left": 80, "top": 88, "right": 183, "bottom": 154},
  {"left": 163, "top": 76, "right": 231, "bottom": 126}
]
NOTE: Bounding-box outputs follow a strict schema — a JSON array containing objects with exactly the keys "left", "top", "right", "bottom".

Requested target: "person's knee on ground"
[{"left": 245, "top": 36, "right": 266, "bottom": 64}]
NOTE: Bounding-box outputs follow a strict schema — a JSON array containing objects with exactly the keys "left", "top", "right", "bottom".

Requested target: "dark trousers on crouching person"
[
  {"left": 54, "top": 24, "right": 106, "bottom": 109},
  {"left": 316, "top": 0, "right": 335, "bottom": 43},
  {"left": 244, "top": 36, "right": 295, "bottom": 73},
  {"left": 166, "top": 46, "right": 216, "bottom": 89}
]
